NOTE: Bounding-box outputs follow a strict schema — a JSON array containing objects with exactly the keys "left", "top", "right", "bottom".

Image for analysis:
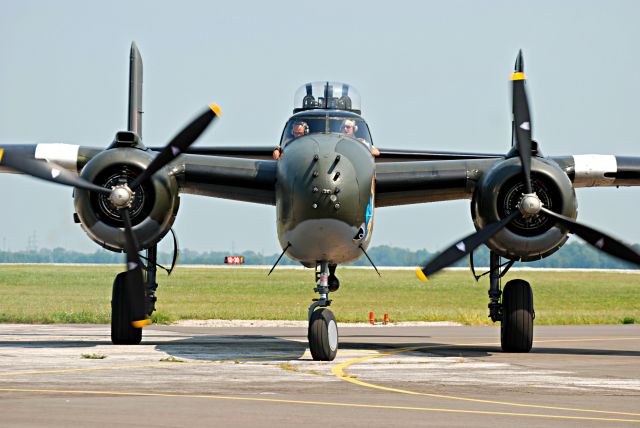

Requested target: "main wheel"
[
  {"left": 501, "top": 279, "right": 534, "bottom": 352},
  {"left": 308, "top": 308, "right": 338, "bottom": 361},
  {"left": 111, "top": 272, "right": 142, "bottom": 345}
]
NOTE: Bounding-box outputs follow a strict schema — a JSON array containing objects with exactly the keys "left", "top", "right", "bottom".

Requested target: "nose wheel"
[
  {"left": 308, "top": 308, "right": 338, "bottom": 361},
  {"left": 308, "top": 261, "right": 339, "bottom": 361}
]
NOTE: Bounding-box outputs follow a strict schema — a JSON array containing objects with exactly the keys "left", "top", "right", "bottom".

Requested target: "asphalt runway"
[{"left": 0, "top": 324, "right": 639, "bottom": 427}]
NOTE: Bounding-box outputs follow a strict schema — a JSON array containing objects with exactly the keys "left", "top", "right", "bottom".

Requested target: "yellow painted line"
[
  {"left": 332, "top": 336, "right": 640, "bottom": 417},
  {"left": 0, "top": 363, "right": 170, "bottom": 377},
  {"left": 0, "top": 354, "right": 303, "bottom": 377},
  {"left": 1, "top": 387, "right": 639, "bottom": 423}
]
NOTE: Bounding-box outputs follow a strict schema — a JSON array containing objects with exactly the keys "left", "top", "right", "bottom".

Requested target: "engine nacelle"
[
  {"left": 74, "top": 147, "right": 180, "bottom": 252},
  {"left": 471, "top": 157, "right": 577, "bottom": 261}
]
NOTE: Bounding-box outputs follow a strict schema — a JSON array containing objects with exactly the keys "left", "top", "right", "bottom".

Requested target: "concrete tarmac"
[{"left": 0, "top": 323, "right": 639, "bottom": 427}]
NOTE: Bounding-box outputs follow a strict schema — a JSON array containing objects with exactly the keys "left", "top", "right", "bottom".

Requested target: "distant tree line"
[{"left": 0, "top": 241, "right": 639, "bottom": 269}]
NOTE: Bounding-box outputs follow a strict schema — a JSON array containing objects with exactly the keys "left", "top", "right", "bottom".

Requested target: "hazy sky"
[{"left": 1, "top": 0, "right": 640, "bottom": 255}]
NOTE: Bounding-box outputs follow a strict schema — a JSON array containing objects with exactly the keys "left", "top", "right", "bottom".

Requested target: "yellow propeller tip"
[
  {"left": 209, "top": 103, "right": 222, "bottom": 117},
  {"left": 131, "top": 319, "right": 152, "bottom": 328},
  {"left": 0, "top": 148, "right": 4, "bottom": 162},
  {"left": 510, "top": 72, "right": 526, "bottom": 81},
  {"left": 415, "top": 268, "right": 429, "bottom": 282}
]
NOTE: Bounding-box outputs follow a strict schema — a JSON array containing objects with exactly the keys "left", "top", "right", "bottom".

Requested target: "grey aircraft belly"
[{"left": 2, "top": 43, "right": 640, "bottom": 360}]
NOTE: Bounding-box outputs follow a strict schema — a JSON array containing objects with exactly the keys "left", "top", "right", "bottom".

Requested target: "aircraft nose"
[{"left": 276, "top": 134, "right": 364, "bottom": 222}]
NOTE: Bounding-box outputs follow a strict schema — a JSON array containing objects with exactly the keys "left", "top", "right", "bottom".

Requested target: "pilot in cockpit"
[
  {"left": 341, "top": 119, "right": 380, "bottom": 157},
  {"left": 291, "top": 121, "right": 309, "bottom": 139},
  {"left": 341, "top": 119, "right": 358, "bottom": 137},
  {"left": 273, "top": 121, "right": 309, "bottom": 160}
]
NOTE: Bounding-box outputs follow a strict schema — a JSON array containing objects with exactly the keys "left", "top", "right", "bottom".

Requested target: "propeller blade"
[
  {"left": 120, "top": 208, "right": 149, "bottom": 327},
  {"left": 511, "top": 50, "right": 533, "bottom": 194},
  {"left": 0, "top": 152, "right": 110, "bottom": 195},
  {"left": 416, "top": 211, "right": 520, "bottom": 281},
  {"left": 130, "top": 104, "right": 221, "bottom": 190},
  {"left": 540, "top": 207, "right": 640, "bottom": 266}
]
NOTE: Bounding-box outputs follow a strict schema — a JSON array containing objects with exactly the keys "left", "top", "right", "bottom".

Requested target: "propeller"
[
  {"left": 540, "top": 208, "right": 640, "bottom": 265},
  {"left": 0, "top": 153, "right": 111, "bottom": 195},
  {"left": 0, "top": 104, "right": 221, "bottom": 325},
  {"left": 415, "top": 211, "right": 519, "bottom": 281},
  {"left": 416, "top": 52, "right": 640, "bottom": 281},
  {"left": 512, "top": 50, "right": 533, "bottom": 194}
]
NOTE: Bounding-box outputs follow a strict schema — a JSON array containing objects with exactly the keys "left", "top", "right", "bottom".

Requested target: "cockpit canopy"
[
  {"left": 293, "top": 82, "right": 361, "bottom": 114},
  {"left": 281, "top": 111, "right": 372, "bottom": 148}
]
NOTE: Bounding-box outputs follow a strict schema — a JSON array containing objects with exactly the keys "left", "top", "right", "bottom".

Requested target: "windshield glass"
[
  {"left": 282, "top": 118, "right": 324, "bottom": 145},
  {"left": 281, "top": 116, "right": 372, "bottom": 147}
]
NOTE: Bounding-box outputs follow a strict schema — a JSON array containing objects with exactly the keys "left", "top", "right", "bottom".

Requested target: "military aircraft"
[{"left": 1, "top": 43, "right": 640, "bottom": 360}]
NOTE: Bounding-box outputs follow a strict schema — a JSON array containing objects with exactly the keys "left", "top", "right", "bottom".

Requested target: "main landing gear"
[
  {"left": 308, "top": 262, "right": 339, "bottom": 361},
  {"left": 487, "top": 251, "right": 534, "bottom": 352},
  {"left": 111, "top": 245, "right": 159, "bottom": 345}
]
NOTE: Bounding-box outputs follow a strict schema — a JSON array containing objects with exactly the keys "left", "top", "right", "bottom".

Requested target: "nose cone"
[{"left": 275, "top": 134, "right": 374, "bottom": 264}]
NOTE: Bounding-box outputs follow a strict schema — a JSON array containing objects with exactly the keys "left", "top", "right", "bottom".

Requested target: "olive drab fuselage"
[{"left": 275, "top": 131, "right": 375, "bottom": 267}]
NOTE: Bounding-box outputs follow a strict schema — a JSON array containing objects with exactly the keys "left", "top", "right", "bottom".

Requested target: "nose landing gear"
[{"left": 308, "top": 261, "right": 339, "bottom": 361}]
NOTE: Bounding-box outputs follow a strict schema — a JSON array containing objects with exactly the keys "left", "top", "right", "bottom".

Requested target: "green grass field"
[{"left": 0, "top": 265, "right": 638, "bottom": 325}]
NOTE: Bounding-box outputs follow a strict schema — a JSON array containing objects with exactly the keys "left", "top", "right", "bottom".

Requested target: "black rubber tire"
[
  {"left": 501, "top": 279, "right": 534, "bottom": 352},
  {"left": 111, "top": 272, "right": 142, "bottom": 345},
  {"left": 308, "top": 308, "right": 338, "bottom": 361}
]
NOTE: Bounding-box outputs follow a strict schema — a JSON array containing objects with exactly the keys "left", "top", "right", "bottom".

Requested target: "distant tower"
[{"left": 27, "top": 231, "right": 38, "bottom": 252}]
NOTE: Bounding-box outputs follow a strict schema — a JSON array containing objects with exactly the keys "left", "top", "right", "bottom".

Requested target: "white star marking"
[
  {"left": 456, "top": 242, "right": 466, "bottom": 252},
  {"left": 127, "top": 262, "right": 138, "bottom": 271},
  {"left": 595, "top": 238, "right": 605, "bottom": 249},
  {"left": 51, "top": 168, "right": 61, "bottom": 179},
  {"left": 520, "top": 122, "right": 530, "bottom": 131},
  {"left": 171, "top": 146, "right": 180, "bottom": 156}
]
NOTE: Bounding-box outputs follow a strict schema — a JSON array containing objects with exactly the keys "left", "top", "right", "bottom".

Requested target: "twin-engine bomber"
[{"left": 2, "top": 43, "right": 640, "bottom": 359}]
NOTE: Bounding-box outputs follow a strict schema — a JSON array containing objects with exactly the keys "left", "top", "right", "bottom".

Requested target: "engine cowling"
[
  {"left": 471, "top": 157, "right": 577, "bottom": 261},
  {"left": 74, "top": 147, "right": 179, "bottom": 252}
]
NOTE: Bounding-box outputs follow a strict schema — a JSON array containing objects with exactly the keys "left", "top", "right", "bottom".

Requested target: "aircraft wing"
[
  {"left": 148, "top": 146, "right": 276, "bottom": 161},
  {"left": 172, "top": 154, "right": 277, "bottom": 205},
  {"left": 148, "top": 146, "right": 503, "bottom": 162},
  {"left": 375, "top": 154, "right": 640, "bottom": 208},
  {"left": 0, "top": 143, "right": 277, "bottom": 206},
  {"left": 374, "top": 158, "right": 499, "bottom": 207},
  {"left": 375, "top": 148, "right": 502, "bottom": 163}
]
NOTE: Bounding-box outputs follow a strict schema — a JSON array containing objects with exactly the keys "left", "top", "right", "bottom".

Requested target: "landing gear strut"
[
  {"left": 111, "top": 244, "right": 158, "bottom": 344},
  {"left": 308, "top": 261, "right": 339, "bottom": 361},
  {"left": 487, "top": 251, "right": 534, "bottom": 352}
]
